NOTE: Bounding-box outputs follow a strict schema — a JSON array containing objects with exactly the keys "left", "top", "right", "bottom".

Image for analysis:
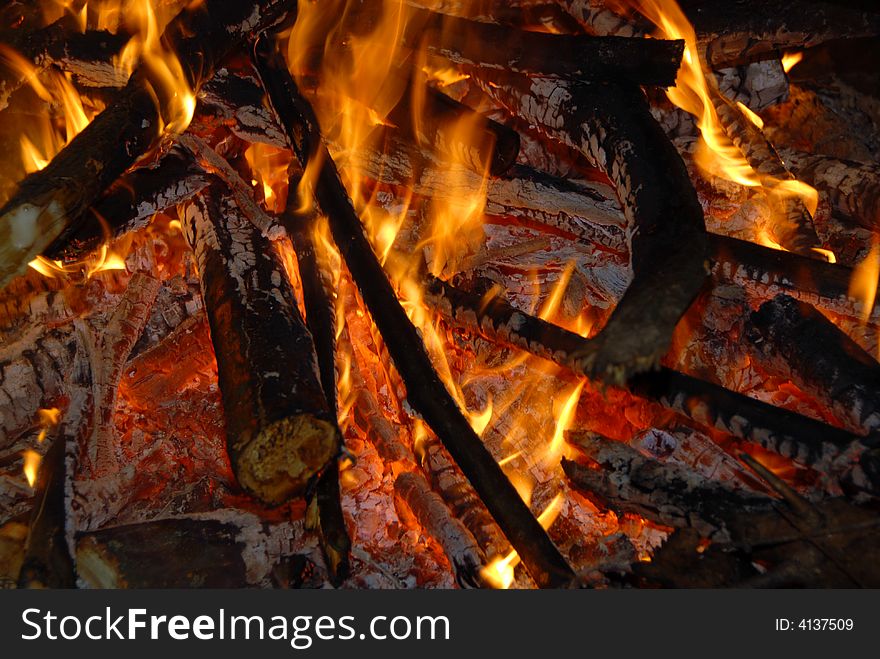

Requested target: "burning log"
[
  {"left": 782, "top": 151, "right": 880, "bottom": 231},
  {"left": 554, "top": 0, "right": 880, "bottom": 69},
  {"left": 0, "top": 0, "right": 290, "bottom": 289},
  {"left": 710, "top": 93, "right": 820, "bottom": 254},
  {"left": 688, "top": 0, "right": 880, "bottom": 69},
  {"left": 562, "top": 431, "right": 774, "bottom": 541},
  {"left": 420, "top": 274, "right": 875, "bottom": 487},
  {"left": 0, "top": 18, "right": 129, "bottom": 110},
  {"left": 182, "top": 185, "right": 339, "bottom": 505},
  {"left": 338, "top": 322, "right": 490, "bottom": 586},
  {"left": 707, "top": 234, "right": 878, "bottom": 321},
  {"left": 394, "top": 472, "right": 485, "bottom": 588},
  {"left": 255, "top": 37, "right": 575, "bottom": 588},
  {"left": 748, "top": 294, "right": 880, "bottom": 434},
  {"left": 44, "top": 147, "right": 210, "bottom": 261},
  {"left": 401, "top": 6, "right": 684, "bottom": 87},
  {"left": 281, "top": 194, "right": 351, "bottom": 585},
  {"left": 476, "top": 72, "right": 708, "bottom": 384}
]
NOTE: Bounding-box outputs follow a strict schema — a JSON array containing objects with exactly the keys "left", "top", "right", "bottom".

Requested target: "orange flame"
[
  {"left": 849, "top": 240, "right": 880, "bottom": 322},
  {"left": 22, "top": 450, "right": 41, "bottom": 488}
]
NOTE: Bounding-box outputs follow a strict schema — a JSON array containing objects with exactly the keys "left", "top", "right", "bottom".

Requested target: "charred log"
[
  {"left": 17, "top": 431, "right": 75, "bottom": 589},
  {"left": 44, "top": 148, "right": 210, "bottom": 262},
  {"left": 0, "top": 0, "right": 290, "bottom": 289},
  {"left": 748, "top": 294, "right": 880, "bottom": 434},
  {"left": 420, "top": 274, "right": 873, "bottom": 485},
  {"left": 281, "top": 192, "right": 351, "bottom": 586},
  {"left": 394, "top": 471, "right": 485, "bottom": 588},
  {"left": 0, "top": 18, "right": 129, "bottom": 110},
  {"left": 255, "top": 37, "right": 574, "bottom": 588},
  {"left": 182, "top": 185, "right": 338, "bottom": 505},
  {"left": 476, "top": 72, "right": 708, "bottom": 384},
  {"left": 562, "top": 431, "right": 774, "bottom": 541},
  {"left": 75, "top": 518, "right": 248, "bottom": 588},
  {"left": 402, "top": 6, "right": 683, "bottom": 87}
]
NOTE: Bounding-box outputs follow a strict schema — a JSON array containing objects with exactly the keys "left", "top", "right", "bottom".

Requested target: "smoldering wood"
[
  {"left": 75, "top": 518, "right": 249, "bottom": 588},
  {"left": 420, "top": 274, "right": 874, "bottom": 487},
  {"left": 0, "top": 0, "right": 291, "bottom": 289},
  {"left": 708, "top": 233, "right": 879, "bottom": 321},
  {"left": 182, "top": 185, "right": 338, "bottom": 505},
  {"left": 414, "top": 431, "right": 510, "bottom": 560},
  {"left": 688, "top": 0, "right": 880, "bottom": 69},
  {"left": 401, "top": 6, "right": 684, "bottom": 87},
  {"left": 782, "top": 151, "right": 880, "bottom": 231},
  {"left": 43, "top": 148, "right": 210, "bottom": 262},
  {"left": 394, "top": 471, "right": 485, "bottom": 588},
  {"left": 554, "top": 0, "right": 880, "bottom": 68},
  {"left": 337, "top": 322, "right": 491, "bottom": 585},
  {"left": 710, "top": 93, "right": 819, "bottom": 254},
  {"left": 475, "top": 72, "right": 708, "bottom": 384},
  {"left": 255, "top": 37, "right": 575, "bottom": 589},
  {"left": 280, "top": 190, "right": 350, "bottom": 586},
  {"left": 716, "top": 60, "right": 789, "bottom": 112},
  {"left": 82, "top": 272, "right": 161, "bottom": 475},
  {"left": 17, "top": 431, "right": 75, "bottom": 589},
  {"left": 562, "top": 431, "right": 774, "bottom": 541},
  {"left": 748, "top": 294, "right": 880, "bottom": 434},
  {"left": 0, "top": 18, "right": 130, "bottom": 110}
]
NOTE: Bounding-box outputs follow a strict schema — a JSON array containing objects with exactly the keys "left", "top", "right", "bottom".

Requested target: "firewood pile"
[{"left": 1, "top": 0, "right": 880, "bottom": 589}]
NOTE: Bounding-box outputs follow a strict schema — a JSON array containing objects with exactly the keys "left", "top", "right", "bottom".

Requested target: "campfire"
[{"left": 1, "top": 0, "right": 880, "bottom": 589}]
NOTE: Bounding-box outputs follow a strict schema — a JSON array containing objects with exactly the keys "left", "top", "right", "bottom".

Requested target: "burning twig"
[
  {"left": 182, "top": 185, "right": 339, "bottom": 505},
  {"left": 0, "top": 0, "right": 291, "bottom": 289},
  {"left": 255, "top": 35, "right": 575, "bottom": 588},
  {"left": 476, "top": 72, "right": 709, "bottom": 384}
]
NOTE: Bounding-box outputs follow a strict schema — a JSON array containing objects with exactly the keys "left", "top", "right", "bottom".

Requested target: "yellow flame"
[
  {"left": 736, "top": 101, "right": 764, "bottom": 130},
  {"left": 23, "top": 450, "right": 41, "bottom": 488},
  {"left": 36, "top": 407, "right": 62, "bottom": 443},
  {"left": 849, "top": 240, "right": 880, "bottom": 322},
  {"left": 781, "top": 52, "right": 803, "bottom": 74},
  {"left": 481, "top": 494, "right": 564, "bottom": 589},
  {"left": 116, "top": 0, "right": 195, "bottom": 138},
  {"left": 620, "top": 0, "right": 822, "bottom": 247}
]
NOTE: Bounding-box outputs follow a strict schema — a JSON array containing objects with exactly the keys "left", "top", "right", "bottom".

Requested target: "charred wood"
[
  {"left": 420, "top": 274, "right": 874, "bottom": 486},
  {"left": 0, "top": 18, "right": 129, "bottom": 110},
  {"left": 394, "top": 471, "right": 485, "bottom": 588},
  {"left": 75, "top": 518, "right": 248, "bottom": 588},
  {"left": 255, "top": 37, "right": 574, "bottom": 588},
  {"left": 476, "top": 72, "right": 708, "bottom": 384},
  {"left": 748, "top": 294, "right": 880, "bottom": 434},
  {"left": 402, "top": 6, "right": 683, "bottom": 87},
  {"left": 783, "top": 151, "right": 880, "bottom": 231},
  {"left": 0, "top": 0, "right": 290, "bottom": 289},
  {"left": 44, "top": 148, "right": 210, "bottom": 262},
  {"left": 182, "top": 186, "right": 338, "bottom": 505},
  {"left": 708, "top": 233, "right": 878, "bottom": 321},
  {"left": 281, "top": 193, "right": 351, "bottom": 586},
  {"left": 17, "top": 430, "right": 75, "bottom": 589},
  {"left": 562, "top": 431, "right": 774, "bottom": 541}
]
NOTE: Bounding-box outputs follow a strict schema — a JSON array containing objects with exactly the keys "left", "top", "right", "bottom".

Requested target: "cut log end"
[{"left": 235, "top": 414, "right": 339, "bottom": 505}]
